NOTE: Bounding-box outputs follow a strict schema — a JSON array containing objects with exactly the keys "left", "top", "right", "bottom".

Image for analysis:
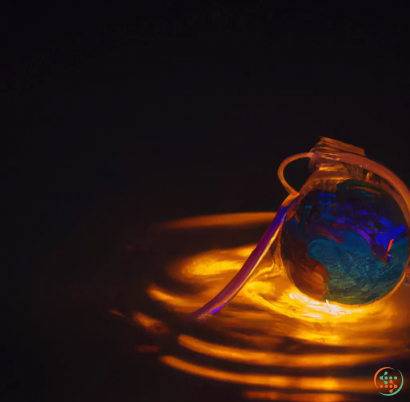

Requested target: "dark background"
[{"left": 3, "top": 2, "right": 410, "bottom": 401}]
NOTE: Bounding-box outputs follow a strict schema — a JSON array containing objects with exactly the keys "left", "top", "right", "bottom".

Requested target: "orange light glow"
[
  {"left": 138, "top": 213, "right": 410, "bottom": 398},
  {"left": 147, "top": 236, "right": 410, "bottom": 349},
  {"left": 160, "top": 356, "right": 375, "bottom": 393},
  {"left": 159, "top": 212, "right": 275, "bottom": 229},
  {"left": 243, "top": 390, "right": 358, "bottom": 401},
  {"left": 109, "top": 309, "right": 125, "bottom": 318},
  {"left": 177, "top": 334, "right": 390, "bottom": 368},
  {"left": 133, "top": 312, "right": 170, "bottom": 334}
]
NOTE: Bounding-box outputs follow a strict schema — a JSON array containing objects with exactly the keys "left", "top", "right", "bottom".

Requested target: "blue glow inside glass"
[{"left": 281, "top": 179, "right": 409, "bottom": 305}]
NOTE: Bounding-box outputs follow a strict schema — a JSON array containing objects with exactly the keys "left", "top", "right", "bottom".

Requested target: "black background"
[{"left": 4, "top": 2, "right": 410, "bottom": 401}]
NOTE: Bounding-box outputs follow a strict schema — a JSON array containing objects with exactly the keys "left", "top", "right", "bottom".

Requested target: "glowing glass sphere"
[{"left": 281, "top": 179, "right": 409, "bottom": 305}]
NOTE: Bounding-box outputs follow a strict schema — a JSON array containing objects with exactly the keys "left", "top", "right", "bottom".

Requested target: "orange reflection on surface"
[
  {"left": 243, "top": 390, "right": 358, "bottom": 401},
  {"left": 133, "top": 312, "right": 170, "bottom": 334},
  {"left": 177, "top": 334, "right": 389, "bottom": 368},
  {"left": 146, "top": 284, "right": 207, "bottom": 313},
  {"left": 160, "top": 356, "right": 374, "bottom": 393},
  {"left": 160, "top": 212, "right": 275, "bottom": 229},
  {"left": 109, "top": 309, "right": 125, "bottom": 318},
  {"left": 147, "top": 239, "right": 409, "bottom": 349},
  {"left": 140, "top": 213, "right": 410, "bottom": 398}
]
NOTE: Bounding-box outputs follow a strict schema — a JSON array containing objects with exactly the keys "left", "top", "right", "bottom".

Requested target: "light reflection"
[
  {"left": 177, "top": 334, "right": 389, "bottom": 368},
  {"left": 243, "top": 390, "right": 359, "bottom": 401},
  {"left": 159, "top": 212, "right": 276, "bottom": 229},
  {"left": 133, "top": 213, "right": 410, "bottom": 398},
  {"left": 109, "top": 309, "right": 125, "bottom": 318},
  {"left": 133, "top": 312, "right": 170, "bottom": 334},
  {"left": 147, "top": 236, "right": 409, "bottom": 348},
  {"left": 160, "top": 355, "right": 374, "bottom": 393}
]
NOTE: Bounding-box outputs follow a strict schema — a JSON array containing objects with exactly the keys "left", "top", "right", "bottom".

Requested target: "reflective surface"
[{"left": 119, "top": 212, "right": 410, "bottom": 401}]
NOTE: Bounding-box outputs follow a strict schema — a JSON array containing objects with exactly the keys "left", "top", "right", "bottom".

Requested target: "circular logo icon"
[{"left": 374, "top": 367, "right": 404, "bottom": 396}]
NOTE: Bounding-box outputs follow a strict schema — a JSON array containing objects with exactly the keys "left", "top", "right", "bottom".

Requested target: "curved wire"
[
  {"left": 191, "top": 153, "right": 314, "bottom": 320},
  {"left": 278, "top": 153, "right": 313, "bottom": 196},
  {"left": 191, "top": 150, "right": 410, "bottom": 320},
  {"left": 191, "top": 194, "right": 299, "bottom": 320}
]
